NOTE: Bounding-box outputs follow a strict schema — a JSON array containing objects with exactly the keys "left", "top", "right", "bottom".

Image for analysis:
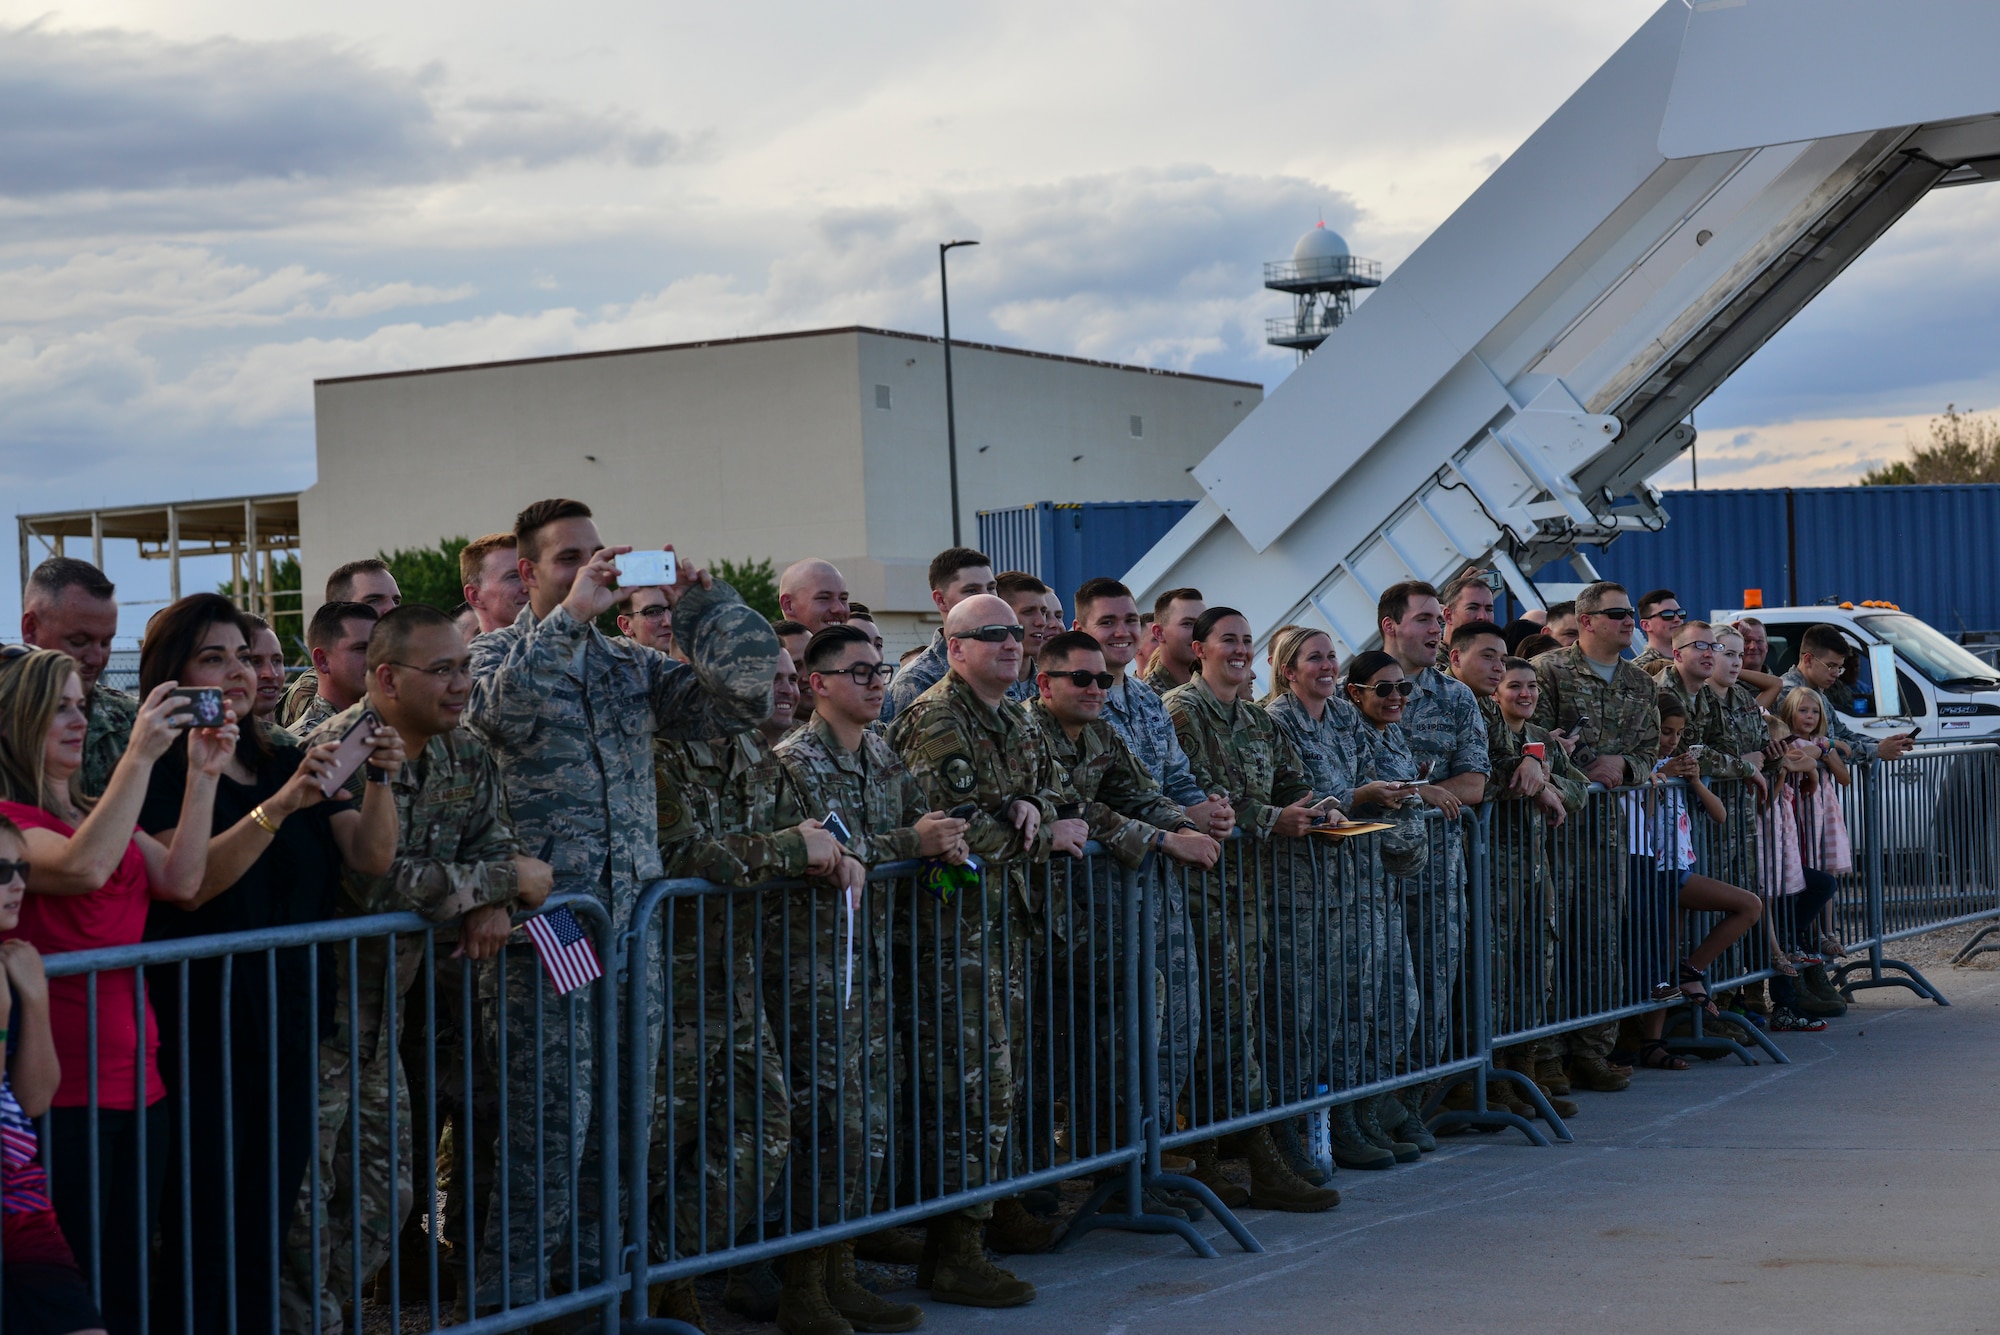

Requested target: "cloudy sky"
[{"left": 3, "top": 0, "right": 1998, "bottom": 631}]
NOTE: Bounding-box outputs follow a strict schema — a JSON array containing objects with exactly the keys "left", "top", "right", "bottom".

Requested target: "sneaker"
[{"left": 1769, "top": 1007, "right": 1828, "bottom": 1033}]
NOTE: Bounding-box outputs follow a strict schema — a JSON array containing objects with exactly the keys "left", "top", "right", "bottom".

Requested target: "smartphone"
[
  {"left": 1055, "top": 802, "right": 1085, "bottom": 822},
  {"left": 1904, "top": 725, "right": 1924, "bottom": 739},
  {"left": 318, "top": 708, "right": 382, "bottom": 798},
  {"left": 1685, "top": 744, "right": 1705, "bottom": 758},
  {"left": 168, "top": 687, "right": 226, "bottom": 729},
  {"left": 822, "top": 809, "right": 853, "bottom": 846},
  {"left": 1572, "top": 714, "right": 1593, "bottom": 735},
  {"left": 1522, "top": 741, "right": 1546, "bottom": 762},
  {"left": 947, "top": 803, "right": 981, "bottom": 822},
  {"left": 614, "top": 549, "right": 676, "bottom": 587}
]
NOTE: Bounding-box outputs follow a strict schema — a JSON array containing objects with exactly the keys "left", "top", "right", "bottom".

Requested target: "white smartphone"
[{"left": 614, "top": 549, "right": 676, "bottom": 587}]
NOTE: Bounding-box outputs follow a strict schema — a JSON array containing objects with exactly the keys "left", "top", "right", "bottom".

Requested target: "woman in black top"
[{"left": 136, "top": 595, "right": 401, "bottom": 1334}]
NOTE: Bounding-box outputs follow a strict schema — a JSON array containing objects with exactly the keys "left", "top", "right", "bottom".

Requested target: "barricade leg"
[{"left": 1834, "top": 759, "right": 1949, "bottom": 1004}]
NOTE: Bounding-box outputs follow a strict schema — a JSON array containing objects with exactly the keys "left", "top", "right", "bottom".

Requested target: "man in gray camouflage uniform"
[
  {"left": 1380, "top": 586, "right": 1489, "bottom": 1072},
  {"left": 889, "top": 593, "right": 1089, "bottom": 1307},
  {"left": 1532, "top": 580, "right": 1659, "bottom": 1092},
  {"left": 879, "top": 547, "right": 998, "bottom": 723},
  {"left": 283, "top": 606, "right": 552, "bottom": 1329},
  {"left": 464, "top": 497, "right": 777, "bottom": 1308},
  {"left": 20, "top": 556, "right": 135, "bottom": 797}
]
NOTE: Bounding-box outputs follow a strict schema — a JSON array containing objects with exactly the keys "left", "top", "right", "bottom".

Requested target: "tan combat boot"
[
  {"left": 1245, "top": 1125, "right": 1341, "bottom": 1212},
  {"left": 984, "top": 1194, "right": 1061, "bottom": 1255},
  {"left": 1187, "top": 1138, "right": 1250, "bottom": 1208},
  {"left": 926, "top": 1211, "right": 1035, "bottom": 1308},
  {"left": 776, "top": 1246, "right": 853, "bottom": 1335},
  {"left": 824, "top": 1238, "right": 924, "bottom": 1332}
]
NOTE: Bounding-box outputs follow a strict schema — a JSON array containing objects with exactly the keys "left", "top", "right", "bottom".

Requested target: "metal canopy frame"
[{"left": 17, "top": 493, "right": 302, "bottom": 620}]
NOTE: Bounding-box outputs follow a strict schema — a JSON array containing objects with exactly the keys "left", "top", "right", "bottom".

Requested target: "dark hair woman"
[{"left": 135, "top": 594, "right": 402, "bottom": 1332}]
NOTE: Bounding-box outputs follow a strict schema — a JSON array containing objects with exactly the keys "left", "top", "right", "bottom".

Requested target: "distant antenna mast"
[{"left": 1264, "top": 221, "right": 1382, "bottom": 359}]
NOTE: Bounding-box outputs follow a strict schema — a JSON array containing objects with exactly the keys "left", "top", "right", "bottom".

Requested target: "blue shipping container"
[
  {"left": 978, "top": 500, "right": 1198, "bottom": 621},
  {"left": 1552, "top": 485, "right": 2000, "bottom": 634}
]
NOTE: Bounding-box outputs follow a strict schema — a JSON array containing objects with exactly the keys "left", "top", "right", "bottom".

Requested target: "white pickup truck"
[{"left": 1706, "top": 604, "right": 2000, "bottom": 747}]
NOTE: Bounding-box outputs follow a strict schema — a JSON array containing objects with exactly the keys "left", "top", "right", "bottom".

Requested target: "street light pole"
[{"left": 940, "top": 239, "right": 979, "bottom": 547}]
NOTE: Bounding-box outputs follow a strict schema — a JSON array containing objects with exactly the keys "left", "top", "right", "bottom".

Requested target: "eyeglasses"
[
  {"left": 1677, "top": 640, "right": 1720, "bottom": 654},
  {"left": 632, "top": 605, "right": 671, "bottom": 622},
  {"left": 950, "top": 625, "right": 1025, "bottom": 644},
  {"left": 1649, "top": 608, "right": 1688, "bottom": 622},
  {"left": 823, "top": 662, "right": 894, "bottom": 686},
  {"left": 0, "top": 859, "right": 27, "bottom": 885},
  {"left": 1358, "top": 680, "right": 1415, "bottom": 699},
  {"left": 387, "top": 660, "right": 473, "bottom": 683},
  {"left": 1590, "top": 606, "right": 1637, "bottom": 621},
  {"left": 1048, "top": 669, "right": 1115, "bottom": 689}
]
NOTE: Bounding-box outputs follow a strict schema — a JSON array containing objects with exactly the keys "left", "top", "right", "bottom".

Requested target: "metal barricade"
[{"left": 31, "top": 894, "right": 622, "bottom": 1335}]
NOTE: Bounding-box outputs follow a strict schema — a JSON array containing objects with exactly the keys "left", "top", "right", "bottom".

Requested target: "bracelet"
[{"left": 249, "top": 804, "right": 281, "bottom": 835}]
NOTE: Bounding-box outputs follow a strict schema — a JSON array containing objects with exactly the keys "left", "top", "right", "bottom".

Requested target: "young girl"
[
  {"left": 1625, "top": 695, "right": 1764, "bottom": 1071},
  {"left": 1758, "top": 688, "right": 1854, "bottom": 1026},
  {"left": 0, "top": 814, "right": 105, "bottom": 1334}
]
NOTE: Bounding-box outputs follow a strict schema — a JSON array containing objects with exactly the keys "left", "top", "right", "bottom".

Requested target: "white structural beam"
[{"left": 1130, "top": 0, "right": 2000, "bottom": 658}]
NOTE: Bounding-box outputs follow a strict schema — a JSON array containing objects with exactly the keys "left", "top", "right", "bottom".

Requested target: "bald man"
[
  {"left": 778, "top": 559, "right": 851, "bottom": 634},
  {"left": 887, "top": 593, "right": 1083, "bottom": 1306}
]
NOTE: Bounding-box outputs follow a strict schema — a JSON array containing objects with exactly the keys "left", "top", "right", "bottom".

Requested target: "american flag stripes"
[{"left": 523, "top": 905, "right": 603, "bottom": 995}]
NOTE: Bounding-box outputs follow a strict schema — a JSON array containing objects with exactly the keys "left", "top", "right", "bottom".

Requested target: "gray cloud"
[{"left": 0, "top": 23, "right": 681, "bottom": 196}]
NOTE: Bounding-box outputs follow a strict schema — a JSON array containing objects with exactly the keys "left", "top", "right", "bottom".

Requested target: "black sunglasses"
[
  {"left": 824, "top": 662, "right": 894, "bottom": 686},
  {"left": 1591, "top": 606, "right": 1637, "bottom": 621},
  {"left": 0, "top": 859, "right": 27, "bottom": 884},
  {"left": 950, "top": 624, "right": 1026, "bottom": 644},
  {"left": 1357, "top": 679, "right": 1415, "bottom": 699},
  {"left": 1049, "top": 669, "right": 1115, "bottom": 689},
  {"left": 1650, "top": 607, "right": 1688, "bottom": 622}
]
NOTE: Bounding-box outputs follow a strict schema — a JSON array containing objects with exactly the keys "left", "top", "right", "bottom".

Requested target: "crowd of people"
[{"left": 0, "top": 506, "right": 1914, "bottom": 1335}]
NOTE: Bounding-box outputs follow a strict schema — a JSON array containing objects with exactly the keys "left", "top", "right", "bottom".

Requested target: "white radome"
[{"left": 1292, "top": 224, "right": 1349, "bottom": 263}]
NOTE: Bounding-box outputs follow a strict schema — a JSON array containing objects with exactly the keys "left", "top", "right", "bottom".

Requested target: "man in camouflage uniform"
[
  {"left": 1467, "top": 652, "right": 1586, "bottom": 1116},
  {"left": 1631, "top": 589, "right": 1686, "bottom": 677},
  {"left": 770, "top": 624, "right": 962, "bottom": 1332},
  {"left": 1432, "top": 567, "right": 1497, "bottom": 672},
  {"left": 1782, "top": 623, "right": 1916, "bottom": 765},
  {"left": 288, "top": 601, "right": 379, "bottom": 739},
  {"left": 1710, "top": 627, "right": 1774, "bottom": 895},
  {"left": 281, "top": 606, "right": 551, "bottom": 1330},
  {"left": 1381, "top": 589, "right": 1489, "bottom": 1071},
  {"left": 1032, "top": 631, "right": 1217, "bottom": 1172},
  {"left": 888, "top": 593, "right": 1088, "bottom": 1306},
  {"left": 465, "top": 498, "right": 777, "bottom": 1307},
  {"left": 879, "top": 547, "right": 997, "bottom": 723},
  {"left": 1143, "top": 588, "right": 1205, "bottom": 695},
  {"left": 1646, "top": 622, "right": 1763, "bottom": 785},
  {"left": 19, "top": 556, "right": 136, "bottom": 797},
  {"left": 280, "top": 559, "right": 403, "bottom": 726},
  {"left": 1165, "top": 606, "right": 1339, "bottom": 1213},
  {"left": 1532, "top": 580, "right": 1660, "bottom": 1092}
]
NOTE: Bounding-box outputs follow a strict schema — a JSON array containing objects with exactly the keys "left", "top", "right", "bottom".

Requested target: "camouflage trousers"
[
  {"left": 898, "top": 871, "right": 1027, "bottom": 1221},
  {"left": 277, "top": 935, "right": 420, "bottom": 1334},
  {"left": 472, "top": 904, "right": 650, "bottom": 1307},
  {"left": 1263, "top": 839, "right": 1417, "bottom": 1099},
  {"left": 1396, "top": 824, "right": 1467, "bottom": 1069},
  {"left": 648, "top": 893, "right": 790, "bottom": 1259},
  {"left": 1485, "top": 805, "right": 1560, "bottom": 1041},
  {"left": 761, "top": 884, "right": 892, "bottom": 1231},
  {"left": 1551, "top": 803, "right": 1626, "bottom": 1061},
  {"left": 1028, "top": 857, "right": 1195, "bottom": 1165},
  {"left": 1184, "top": 842, "right": 1269, "bottom": 1126}
]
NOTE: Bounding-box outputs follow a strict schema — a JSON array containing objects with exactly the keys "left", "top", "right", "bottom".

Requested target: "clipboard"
[{"left": 1307, "top": 821, "right": 1396, "bottom": 839}]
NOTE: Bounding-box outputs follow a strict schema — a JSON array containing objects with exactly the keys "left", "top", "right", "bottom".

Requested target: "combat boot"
[
  {"left": 1377, "top": 1093, "right": 1435, "bottom": 1153},
  {"left": 824, "top": 1239, "right": 923, "bottom": 1333},
  {"left": 1187, "top": 1138, "right": 1250, "bottom": 1208},
  {"left": 1273, "top": 1115, "right": 1331, "bottom": 1185},
  {"left": 1534, "top": 1050, "right": 1572, "bottom": 1096},
  {"left": 985, "top": 1194, "right": 1061, "bottom": 1255},
  {"left": 853, "top": 1227, "right": 926, "bottom": 1266},
  {"left": 723, "top": 1259, "right": 783, "bottom": 1320},
  {"left": 1799, "top": 963, "right": 1848, "bottom": 1016},
  {"left": 1355, "top": 1095, "right": 1418, "bottom": 1163},
  {"left": 1329, "top": 1101, "right": 1395, "bottom": 1170},
  {"left": 1567, "top": 1051, "right": 1631, "bottom": 1093},
  {"left": 926, "top": 1212, "right": 1035, "bottom": 1308},
  {"left": 1244, "top": 1125, "right": 1340, "bottom": 1212},
  {"left": 651, "top": 1277, "right": 706, "bottom": 1327},
  {"left": 776, "top": 1247, "right": 853, "bottom": 1335}
]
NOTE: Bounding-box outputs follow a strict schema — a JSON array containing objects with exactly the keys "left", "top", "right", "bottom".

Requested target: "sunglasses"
[
  {"left": 0, "top": 859, "right": 27, "bottom": 885},
  {"left": 824, "top": 662, "right": 894, "bottom": 686},
  {"left": 950, "top": 625, "right": 1025, "bottom": 644},
  {"left": 1590, "top": 606, "right": 1637, "bottom": 621},
  {"left": 1356, "top": 680, "right": 1415, "bottom": 699},
  {"left": 1048, "top": 669, "right": 1115, "bottom": 689},
  {"left": 1649, "top": 608, "right": 1688, "bottom": 621}
]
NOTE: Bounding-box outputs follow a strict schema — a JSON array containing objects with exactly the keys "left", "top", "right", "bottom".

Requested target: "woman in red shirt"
[{"left": 0, "top": 647, "right": 234, "bottom": 1335}]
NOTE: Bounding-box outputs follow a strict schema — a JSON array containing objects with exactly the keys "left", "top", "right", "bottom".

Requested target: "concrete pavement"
[{"left": 920, "top": 975, "right": 2000, "bottom": 1334}]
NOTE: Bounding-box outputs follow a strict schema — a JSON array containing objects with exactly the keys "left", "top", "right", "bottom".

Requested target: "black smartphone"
[
  {"left": 823, "top": 810, "right": 853, "bottom": 846},
  {"left": 168, "top": 686, "right": 225, "bottom": 729},
  {"left": 1055, "top": 802, "right": 1084, "bottom": 821},
  {"left": 948, "top": 803, "right": 980, "bottom": 822},
  {"left": 1572, "top": 713, "right": 1593, "bottom": 734}
]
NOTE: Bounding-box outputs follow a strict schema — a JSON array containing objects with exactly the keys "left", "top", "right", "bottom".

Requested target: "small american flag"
[{"left": 524, "top": 905, "right": 603, "bottom": 995}]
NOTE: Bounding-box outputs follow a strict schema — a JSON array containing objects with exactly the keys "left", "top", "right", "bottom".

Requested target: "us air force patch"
[{"left": 941, "top": 755, "right": 977, "bottom": 795}]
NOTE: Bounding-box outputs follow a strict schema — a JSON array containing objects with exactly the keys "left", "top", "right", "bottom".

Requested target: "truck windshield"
[{"left": 1855, "top": 613, "right": 2000, "bottom": 689}]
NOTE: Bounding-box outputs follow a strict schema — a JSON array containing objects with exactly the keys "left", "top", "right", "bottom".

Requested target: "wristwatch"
[{"left": 366, "top": 764, "right": 395, "bottom": 785}]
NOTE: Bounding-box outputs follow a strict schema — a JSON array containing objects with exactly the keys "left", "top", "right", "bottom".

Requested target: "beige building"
[{"left": 301, "top": 326, "right": 1260, "bottom": 652}]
